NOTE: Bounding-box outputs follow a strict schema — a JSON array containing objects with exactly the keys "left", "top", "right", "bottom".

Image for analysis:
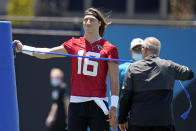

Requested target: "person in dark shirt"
[
  {"left": 45, "top": 68, "right": 70, "bottom": 131},
  {"left": 118, "top": 37, "right": 194, "bottom": 131}
]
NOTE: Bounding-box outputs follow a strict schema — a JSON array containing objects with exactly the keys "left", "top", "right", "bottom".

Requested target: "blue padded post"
[{"left": 0, "top": 21, "right": 19, "bottom": 131}]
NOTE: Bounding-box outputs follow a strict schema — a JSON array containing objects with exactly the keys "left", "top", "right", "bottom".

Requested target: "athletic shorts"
[{"left": 68, "top": 101, "right": 109, "bottom": 131}]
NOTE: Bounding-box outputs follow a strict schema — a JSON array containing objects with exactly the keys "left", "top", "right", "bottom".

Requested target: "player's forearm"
[
  {"left": 34, "top": 47, "right": 66, "bottom": 59},
  {"left": 109, "top": 63, "right": 119, "bottom": 96},
  {"left": 108, "top": 62, "right": 119, "bottom": 108},
  {"left": 33, "top": 48, "right": 53, "bottom": 59},
  {"left": 22, "top": 45, "right": 66, "bottom": 59},
  {"left": 110, "top": 79, "right": 119, "bottom": 96},
  {"left": 22, "top": 45, "right": 56, "bottom": 59}
]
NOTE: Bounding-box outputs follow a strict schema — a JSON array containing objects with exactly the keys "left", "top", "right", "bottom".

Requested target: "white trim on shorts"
[{"left": 70, "top": 96, "right": 109, "bottom": 115}]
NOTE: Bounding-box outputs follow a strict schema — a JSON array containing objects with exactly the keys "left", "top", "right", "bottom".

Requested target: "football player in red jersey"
[{"left": 13, "top": 8, "right": 119, "bottom": 131}]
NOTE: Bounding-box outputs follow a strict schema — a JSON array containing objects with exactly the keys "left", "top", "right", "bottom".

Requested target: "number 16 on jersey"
[{"left": 77, "top": 50, "right": 100, "bottom": 77}]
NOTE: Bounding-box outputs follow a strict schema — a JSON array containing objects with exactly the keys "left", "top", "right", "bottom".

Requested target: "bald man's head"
[
  {"left": 143, "top": 37, "right": 161, "bottom": 56},
  {"left": 144, "top": 37, "right": 161, "bottom": 47}
]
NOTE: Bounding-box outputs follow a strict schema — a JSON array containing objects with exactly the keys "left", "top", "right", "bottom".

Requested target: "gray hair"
[{"left": 144, "top": 41, "right": 161, "bottom": 56}]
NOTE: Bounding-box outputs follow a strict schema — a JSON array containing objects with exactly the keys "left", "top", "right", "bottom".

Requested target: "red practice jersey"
[{"left": 63, "top": 37, "right": 119, "bottom": 98}]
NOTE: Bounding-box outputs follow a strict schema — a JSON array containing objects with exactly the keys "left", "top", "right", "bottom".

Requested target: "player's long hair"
[{"left": 84, "top": 8, "right": 112, "bottom": 37}]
